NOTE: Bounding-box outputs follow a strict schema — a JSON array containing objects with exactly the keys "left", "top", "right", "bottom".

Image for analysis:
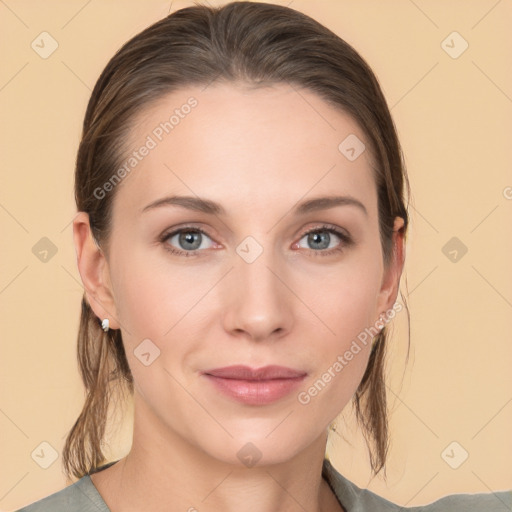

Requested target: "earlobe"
[{"left": 72, "top": 212, "right": 120, "bottom": 330}]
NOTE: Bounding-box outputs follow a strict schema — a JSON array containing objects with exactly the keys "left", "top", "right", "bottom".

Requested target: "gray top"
[{"left": 15, "top": 458, "right": 512, "bottom": 511}]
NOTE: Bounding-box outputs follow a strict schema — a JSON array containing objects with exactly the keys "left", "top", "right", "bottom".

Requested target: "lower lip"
[{"left": 203, "top": 375, "right": 306, "bottom": 405}]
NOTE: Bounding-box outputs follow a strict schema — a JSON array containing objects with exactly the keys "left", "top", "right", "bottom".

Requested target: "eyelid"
[
  {"left": 300, "top": 223, "right": 352, "bottom": 240},
  {"left": 158, "top": 224, "right": 217, "bottom": 251}
]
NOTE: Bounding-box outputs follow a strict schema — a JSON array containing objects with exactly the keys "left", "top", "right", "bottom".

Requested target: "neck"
[{"left": 91, "top": 393, "right": 343, "bottom": 512}]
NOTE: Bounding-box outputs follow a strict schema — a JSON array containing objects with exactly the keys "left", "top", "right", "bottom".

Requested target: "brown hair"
[{"left": 63, "top": 0, "right": 410, "bottom": 481}]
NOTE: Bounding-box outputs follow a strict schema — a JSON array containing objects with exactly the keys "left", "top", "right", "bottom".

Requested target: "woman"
[{"left": 16, "top": 2, "right": 511, "bottom": 511}]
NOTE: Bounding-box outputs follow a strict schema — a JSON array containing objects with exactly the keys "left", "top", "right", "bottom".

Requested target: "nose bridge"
[{"left": 223, "top": 236, "right": 292, "bottom": 340}]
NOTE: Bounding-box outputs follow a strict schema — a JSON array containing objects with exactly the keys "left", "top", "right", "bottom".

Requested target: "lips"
[
  {"left": 202, "top": 365, "right": 307, "bottom": 405},
  {"left": 203, "top": 365, "right": 307, "bottom": 380}
]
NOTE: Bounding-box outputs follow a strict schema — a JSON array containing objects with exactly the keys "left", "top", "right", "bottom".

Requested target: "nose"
[{"left": 222, "top": 247, "right": 294, "bottom": 343}]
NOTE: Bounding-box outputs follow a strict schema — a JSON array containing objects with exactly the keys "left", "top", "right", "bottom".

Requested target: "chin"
[{"left": 197, "top": 427, "right": 317, "bottom": 470}]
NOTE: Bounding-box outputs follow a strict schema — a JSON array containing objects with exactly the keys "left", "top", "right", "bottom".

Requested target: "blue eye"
[
  {"left": 296, "top": 225, "right": 353, "bottom": 257},
  {"left": 160, "top": 227, "right": 214, "bottom": 256},
  {"left": 159, "top": 224, "right": 353, "bottom": 257}
]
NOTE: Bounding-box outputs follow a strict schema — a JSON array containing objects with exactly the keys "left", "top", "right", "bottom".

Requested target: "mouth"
[
  {"left": 203, "top": 365, "right": 307, "bottom": 380},
  {"left": 201, "top": 365, "right": 307, "bottom": 405}
]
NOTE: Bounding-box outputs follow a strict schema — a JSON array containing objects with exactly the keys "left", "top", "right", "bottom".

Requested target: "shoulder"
[
  {"left": 14, "top": 475, "right": 109, "bottom": 512},
  {"left": 408, "top": 491, "right": 512, "bottom": 511},
  {"left": 322, "top": 458, "right": 512, "bottom": 512}
]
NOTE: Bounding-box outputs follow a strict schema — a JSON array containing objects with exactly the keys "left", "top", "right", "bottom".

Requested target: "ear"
[
  {"left": 375, "top": 216, "right": 406, "bottom": 316},
  {"left": 72, "top": 211, "right": 120, "bottom": 330}
]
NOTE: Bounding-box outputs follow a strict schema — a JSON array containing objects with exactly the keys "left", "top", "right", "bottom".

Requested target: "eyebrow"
[{"left": 141, "top": 194, "right": 368, "bottom": 217}]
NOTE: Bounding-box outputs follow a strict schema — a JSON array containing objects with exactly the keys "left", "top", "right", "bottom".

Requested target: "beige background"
[{"left": 1, "top": 0, "right": 511, "bottom": 510}]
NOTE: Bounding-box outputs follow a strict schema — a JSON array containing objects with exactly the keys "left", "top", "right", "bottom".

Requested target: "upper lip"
[{"left": 203, "top": 365, "right": 307, "bottom": 380}]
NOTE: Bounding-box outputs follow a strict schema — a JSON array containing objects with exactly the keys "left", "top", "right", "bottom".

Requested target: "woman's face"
[{"left": 79, "top": 82, "right": 404, "bottom": 466}]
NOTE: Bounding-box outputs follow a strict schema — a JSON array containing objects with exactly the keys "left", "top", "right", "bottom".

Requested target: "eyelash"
[{"left": 159, "top": 224, "right": 353, "bottom": 258}]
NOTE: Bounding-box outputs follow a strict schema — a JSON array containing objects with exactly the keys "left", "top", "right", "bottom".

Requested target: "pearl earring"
[{"left": 101, "top": 318, "right": 110, "bottom": 332}]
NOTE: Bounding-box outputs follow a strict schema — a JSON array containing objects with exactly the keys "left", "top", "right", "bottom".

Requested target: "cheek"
[
  {"left": 308, "top": 285, "right": 376, "bottom": 384},
  {"left": 298, "top": 257, "right": 382, "bottom": 344},
  {"left": 111, "top": 246, "right": 200, "bottom": 338},
  {"left": 110, "top": 248, "right": 213, "bottom": 387},
  {"left": 290, "top": 257, "right": 383, "bottom": 416}
]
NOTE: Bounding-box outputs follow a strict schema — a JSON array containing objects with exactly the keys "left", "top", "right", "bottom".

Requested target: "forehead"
[{"left": 113, "top": 82, "right": 378, "bottom": 221}]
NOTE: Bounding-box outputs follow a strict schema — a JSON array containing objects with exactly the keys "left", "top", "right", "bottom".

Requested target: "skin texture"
[{"left": 73, "top": 82, "right": 405, "bottom": 512}]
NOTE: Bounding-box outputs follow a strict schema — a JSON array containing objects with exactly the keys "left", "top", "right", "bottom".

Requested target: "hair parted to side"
[{"left": 63, "top": 0, "right": 410, "bottom": 481}]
